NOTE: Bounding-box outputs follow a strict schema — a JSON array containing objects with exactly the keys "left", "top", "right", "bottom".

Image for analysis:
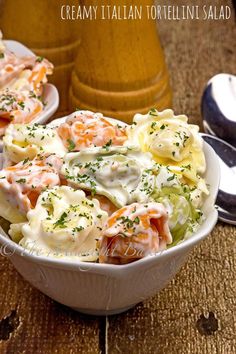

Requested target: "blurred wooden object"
[
  {"left": 70, "top": 0, "right": 172, "bottom": 123},
  {"left": 0, "top": 0, "right": 80, "bottom": 114}
]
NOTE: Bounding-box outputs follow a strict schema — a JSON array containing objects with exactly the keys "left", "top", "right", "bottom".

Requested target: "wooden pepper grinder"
[
  {"left": 0, "top": 0, "right": 80, "bottom": 114},
  {"left": 70, "top": 0, "right": 172, "bottom": 123}
]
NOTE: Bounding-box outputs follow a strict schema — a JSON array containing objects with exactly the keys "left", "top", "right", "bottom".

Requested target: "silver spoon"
[
  {"left": 201, "top": 73, "right": 236, "bottom": 147},
  {"left": 201, "top": 133, "right": 236, "bottom": 225}
]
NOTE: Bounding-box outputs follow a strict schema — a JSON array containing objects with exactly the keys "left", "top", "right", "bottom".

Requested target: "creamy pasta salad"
[
  {"left": 0, "top": 109, "right": 208, "bottom": 264},
  {"left": 0, "top": 32, "right": 53, "bottom": 136}
]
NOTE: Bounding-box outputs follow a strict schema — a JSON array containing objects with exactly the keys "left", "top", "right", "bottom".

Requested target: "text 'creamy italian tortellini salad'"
[
  {"left": 0, "top": 31, "right": 53, "bottom": 136},
  {"left": 0, "top": 109, "right": 208, "bottom": 265}
]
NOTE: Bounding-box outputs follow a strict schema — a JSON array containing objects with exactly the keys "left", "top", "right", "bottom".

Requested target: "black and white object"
[
  {"left": 201, "top": 133, "right": 236, "bottom": 225},
  {"left": 201, "top": 73, "right": 236, "bottom": 148}
]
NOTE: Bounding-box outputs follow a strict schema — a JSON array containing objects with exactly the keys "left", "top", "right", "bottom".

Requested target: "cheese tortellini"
[
  {"left": 0, "top": 154, "right": 62, "bottom": 223},
  {"left": 61, "top": 146, "right": 153, "bottom": 207},
  {"left": 12, "top": 186, "right": 108, "bottom": 261},
  {"left": 3, "top": 123, "right": 66, "bottom": 164},
  {"left": 98, "top": 202, "right": 172, "bottom": 264},
  {"left": 57, "top": 110, "right": 127, "bottom": 151},
  {"left": 127, "top": 109, "right": 207, "bottom": 193}
]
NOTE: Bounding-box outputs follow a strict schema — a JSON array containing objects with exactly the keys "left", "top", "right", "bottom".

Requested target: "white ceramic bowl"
[
  {"left": 0, "top": 142, "right": 220, "bottom": 315},
  {"left": 0, "top": 40, "right": 59, "bottom": 150}
]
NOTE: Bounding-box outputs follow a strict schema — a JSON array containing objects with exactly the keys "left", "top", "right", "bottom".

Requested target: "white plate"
[{"left": 0, "top": 40, "right": 59, "bottom": 150}]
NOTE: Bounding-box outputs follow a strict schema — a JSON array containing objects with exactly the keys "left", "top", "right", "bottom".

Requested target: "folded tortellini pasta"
[
  {"left": 57, "top": 110, "right": 127, "bottom": 152},
  {"left": 3, "top": 123, "right": 66, "bottom": 165},
  {"left": 98, "top": 202, "right": 172, "bottom": 264},
  {"left": 11, "top": 186, "right": 107, "bottom": 261},
  {"left": 5, "top": 69, "right": 35, "bottom": 92},
  {"left": 61, "top": 146, "right": 153, "bottom": 207},
  {"left": 92, "top": 195, "right": 118, "bottom": 216},
  {"left": 0, "top": 31, "right": 53, "bottom": 94},
  {"left": 0, "top": 154, "right": 62, "bottom": 222},
  {"left": 127, "top": 109, "right": 208, "bottom": 197},
  {"left": 0, "top": 90, "right": 45, "bottom": 136}
]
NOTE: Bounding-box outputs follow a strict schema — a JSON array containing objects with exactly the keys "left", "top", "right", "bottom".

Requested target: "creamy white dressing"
[
  {"left": 127, "top": 109, "right": 206, "bottom": 180},
  {"left": 0, "top": 46, "right": 34, "bottom": 89},
  {"left": 105, "top": 202, "right": 169, "bottom": 237},
  {"left": 62, "top": 146, "right": 153, "bottom": 207},
  {"left": 19, "top": 186, "right": 107, "bottom": 261},
  {"left": 155, "top": 166, "right": 179, "bottom": 188},
  {"left": 0, "top": 33, "right": 53, "bottom": 138},
  {"left": 0, "top": 154, "right": 61, "bottom": 214},
  {"left": 99, "top": 202, "right": 172, "bottom": 263},
  {"left": 3, "top": 70, "right": 32, "bottom": 92},
  {"left": 0, "top": 89, "right": 43, "bottom": 126},
  {"left": 3, "top": 123, "right": 66, "bottom": 164}
]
